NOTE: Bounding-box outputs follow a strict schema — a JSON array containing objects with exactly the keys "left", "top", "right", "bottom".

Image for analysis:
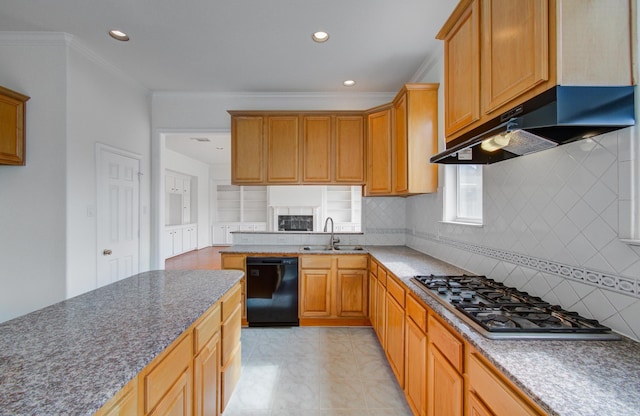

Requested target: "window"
[{"left": 444, "top": 165, "right": 483, "bottom": 225}]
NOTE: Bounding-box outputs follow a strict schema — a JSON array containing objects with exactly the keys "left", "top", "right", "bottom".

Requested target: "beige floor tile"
[{"left": 222, "top": 327, "right": 411, "bottom": 415}]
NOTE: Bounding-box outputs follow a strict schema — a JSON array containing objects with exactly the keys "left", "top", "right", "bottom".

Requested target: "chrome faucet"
[{"left": 323, "top": 217, "right": 340, "bottom": 249}]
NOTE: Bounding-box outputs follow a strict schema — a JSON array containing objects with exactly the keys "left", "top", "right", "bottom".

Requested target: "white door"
[{"left": 97, "top": 146, "right": 140, "bottom": 288}]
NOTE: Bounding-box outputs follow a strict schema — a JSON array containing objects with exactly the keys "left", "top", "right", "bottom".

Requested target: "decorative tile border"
[{"left": 410, "top": 230, "right": 640, "bottom": 299}]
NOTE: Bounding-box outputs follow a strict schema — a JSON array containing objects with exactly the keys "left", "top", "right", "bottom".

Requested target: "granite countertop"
[
  {"left": 0, "top": 269, "right": 243, "bottom": 415},
  {"left": 222, "top": 244, "right": 640, "bottom": 416},
  {"left": 366, "top": 246, "right": 640, "bottom": 416}
]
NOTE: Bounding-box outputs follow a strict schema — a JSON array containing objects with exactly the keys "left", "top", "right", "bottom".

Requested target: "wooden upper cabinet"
[
  {"left": 231, "top": 115, "right": 264, "bottom": 184},
  {"left": 393, "top": 93, "right": 408, "bottom": 195},
  {"left": 335, "top": 115, "right": 365, "bottom": 183},
  {"left": 438, "top": 0, "right": 633, "bottom": 144},
  {"left": 481, "top": 0, "right": 549, "bottom": 114},
  {"left": 0, "top": 86, "right": 30, "bottom": 166},
  {"left": 437, "top": 0, "right": 480, "bottom": 138},
  {"left": 393, "top": 84, "right": 439, "bottom": 196},
  {"left": 230, "top": 111, "right": 364, "bottom": 185},
  {"left": 302, "top": 113, "right": 365, "bottom": 184},
  {"left": 365, "top": 105, "right": 393, "bottom": 196},
  {"left": 302, "top": 115, "right": 332, "bottom": 183},
  {"left": 266, "top": 115, "right": 300, "bottom": 183}
]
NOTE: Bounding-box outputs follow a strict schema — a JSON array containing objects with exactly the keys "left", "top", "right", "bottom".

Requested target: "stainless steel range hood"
[{"left": 431, "top": 86, "right": 635, "bottom": 164}]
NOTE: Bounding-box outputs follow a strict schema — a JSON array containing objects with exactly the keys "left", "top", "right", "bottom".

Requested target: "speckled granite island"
[
  {"left": 0, "top": 269, "right": 243, "bottom": 415},
  {"left": 222, "top": 245, "right": 640, "bottom": 416}
]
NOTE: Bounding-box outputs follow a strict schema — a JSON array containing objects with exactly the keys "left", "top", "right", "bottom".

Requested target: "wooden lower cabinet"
[
  {"left": 148, "top": 370, "right": 191, "bottom": 416},
  {"left": 468, "top": 392, "right": 494, "bottom": 416},
  {"left": 467, "top": 350, "right": 545, "bottom": 416},
  {"left": 220, "top": 254, "right": 247, "bottom": 325},
  {"left": 365, "top": 256, "right": 548, "bottom": 416},
  {"left": 405, "top": 295, "right": 427, "bottom": 416},
  {"left": 193, "top": 332, "right": 220, "bottom": 416},
  {"left": 385, "top": 274, "right": 406, "bottom": 388},
  {"left": 428, "top": 345, "right": 463, "bottom": 416},
  {"left": 375, "top": 273, "right": 387, "bottom": 345},
  {"left": 220, "top": 285, "right": 242, "bottom": 413},
  {"left": 142, "top": 333, "right": 193, "bottom": 415},
  {"left": 95, "top": 282, "right": 241, "bottom": 416},
  {"left": 299, "top": 255, "right": 369, "bottom": 325}
]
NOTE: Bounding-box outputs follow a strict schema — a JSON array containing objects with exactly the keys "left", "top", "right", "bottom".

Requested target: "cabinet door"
[
  {"left": 368, "top": 271, "right": 377, "bottom": 328},
  {"left": 366, "top": 107, "right": 393, "bottom": 195},
  {"left": 302, "top": 115, "right": 332, "bottom": 182},
  {"left": 481, "top": 0, "right": 548, "bottom": 114},
  {"left": 299, "top": 269, "right": 332, "bottom": 317},
  {"left": 335, "top": 115, "right": 365, "bottom": 183},
  {"left": 231, "top": 116, "right": 265, "bottom": 184},
  {"left": 427, "top": 346, "right": 463, "bottom": 416},
  {"left": 0, "top": 86, "right": 29, "bottom": 166},
  {"left": 405, "top": 317, "right": 427, "bottom": 416},
  {"left": 336, "top": 269, "right": 368, "bottom": 318},
  {"left": 393, "top": 93, "right": 408, "bottom": 195},
  {"left": 440, "top": 0, "right": 480, "bottom": 138},
  {"left": 148, "top": 370, "right": 191, "bottom": 416},
  {"left": 194, "top": 333, "right": 220, "bottom": 416},
  {"left": 375, "top": 276, "right": 386, "bottom": 345},
  {"left": 469, "top": 392, "right": 494, "bottom": 416},
  {"left": 385, "top": 293, "right": 405, "bottom": 388},
  {"left": 266, "top": 116, "right": 300, "bottom": 183},
  {"left": 143, "top": 334, "right": 192, "bottom": 415}
]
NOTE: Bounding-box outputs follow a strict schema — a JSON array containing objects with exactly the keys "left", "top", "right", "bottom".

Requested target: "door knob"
[{"left": 103, "top": 249, "right": 113, "bottom": 256}]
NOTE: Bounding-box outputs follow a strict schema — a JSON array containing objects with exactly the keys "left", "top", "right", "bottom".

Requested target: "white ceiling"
[
  {"left": 0, "top": 0, "right": 458, "bottom": 163},
  {"left": 165, "top": 132, "right": 231, "bottom": 165}
]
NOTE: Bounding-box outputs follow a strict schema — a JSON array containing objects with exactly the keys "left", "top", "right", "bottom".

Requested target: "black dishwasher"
[{"left": 246, "top": 257, "right": 299, "bottom": 326}]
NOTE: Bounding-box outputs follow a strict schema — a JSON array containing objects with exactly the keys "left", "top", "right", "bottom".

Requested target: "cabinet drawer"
[
  {"left": 428, "top": 315, "right": 463, "bottom": 372},
  {"left": 222, "top": 283, "right": 242, "bottom": 321},
  {"left": 194, "top": 303, "right": 221, "bottom": 353},
  {"left": 337, "top": 255, "right": 368, "bottom": 269},
  {"left": 406, "top": 294, "right": 427, "bottom": 332},
  {"left": 221, "top": 254, "right": 245, "bottom": 270},
  {"left": 221, "top": 342, "right": 242, "bottom": 413},
  {"left": 468, "top": 353, "right": 543, "bottom": 416},
  {"left": 378, "top": 267, "right": 388, "bottom": 287},
  {"left": 386, "top": 274, "right": 405, "bottom": 307},
  {"left": 370, "top": 259, "right": 379, "bottom": 277},
  {"left": 144, "top": 333, "right": 192, "bottom": 413},
  {"left": 301, "top": 255, "right": 333, "bottom": 269}
]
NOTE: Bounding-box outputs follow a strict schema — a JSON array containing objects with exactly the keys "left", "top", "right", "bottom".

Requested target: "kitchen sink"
[{"left": 301, "top": 245, "right": 365, "bottom": 252}]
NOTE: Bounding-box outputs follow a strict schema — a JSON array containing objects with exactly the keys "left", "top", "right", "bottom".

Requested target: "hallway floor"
[{"left": 222, "top": 326, "right": 412, "bottom": 416}]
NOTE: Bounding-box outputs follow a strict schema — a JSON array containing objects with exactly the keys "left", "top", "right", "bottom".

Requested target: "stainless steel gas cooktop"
[{"left": 411, "top": 275, "right": 620, "bottom": 340}]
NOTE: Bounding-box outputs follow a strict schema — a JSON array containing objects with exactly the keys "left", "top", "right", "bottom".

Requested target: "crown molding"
[{"left": 411, "top": 43, "right": 443, "bottom": 83}]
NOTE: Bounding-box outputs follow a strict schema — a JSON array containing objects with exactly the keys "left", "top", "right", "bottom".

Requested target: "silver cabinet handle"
[{"left": 103, "top": 249, "right": 113, "bottom": 256}]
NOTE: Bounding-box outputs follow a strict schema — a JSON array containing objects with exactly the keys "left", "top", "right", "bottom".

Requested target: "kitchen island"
[
  {"left": 221, "top": 244, "right": 640, "bottom": 416},
  {"left": 0, "top": 269, "right": 243, "bottom": 415}
]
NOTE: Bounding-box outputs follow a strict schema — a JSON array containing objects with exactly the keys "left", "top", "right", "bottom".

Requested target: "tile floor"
[{"left": 222, "top": 327, "right": 413, "bottom": 416}]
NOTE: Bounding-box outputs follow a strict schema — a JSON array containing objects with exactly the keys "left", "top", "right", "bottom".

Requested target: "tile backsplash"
[{"left": 407, "top": 128, "right": 640, "bottom": 341}]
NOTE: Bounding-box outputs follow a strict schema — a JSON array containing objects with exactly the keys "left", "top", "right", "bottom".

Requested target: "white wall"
[
  {"left": 0, "top": 34, "right": 68, "bottom": 322},
  {"left": 403, "top": 46, "right": 640, "bottom": 341},
  {"left": 0, "top": 33, "right": 151, "bottom": 322},
  {"left": 65, "top": 40, "right": 151, "bottom": 298},
  {"left": 165, "top": 149, "right": 211, "bottom": 248}
]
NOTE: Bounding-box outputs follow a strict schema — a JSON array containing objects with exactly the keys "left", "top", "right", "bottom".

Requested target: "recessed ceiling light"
[
  {"left": 108, "top": 30, "right": 130, "bottom": 41},
  {"left": 312, "top": 31, "right": 329, "bottom": 43},
  {"left": 343, "top": 80, "right": 356, "bottom": 87}
]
